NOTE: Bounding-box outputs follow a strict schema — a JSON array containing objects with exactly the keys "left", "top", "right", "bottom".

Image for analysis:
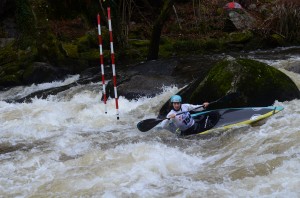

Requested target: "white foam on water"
[
  {"left": 0, "top": 53, "right": 300, "bottom": 197},
  {"left": 0, "top": 75, "right": 80, "bottom": 101}
]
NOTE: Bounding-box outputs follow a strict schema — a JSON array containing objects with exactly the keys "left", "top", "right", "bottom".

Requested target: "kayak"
[
  {"left": 136, "top": 104, "right": 284, "bottom": 137},
  {"left": 189, "top": 106, "right": 284, "bottom": 137}
]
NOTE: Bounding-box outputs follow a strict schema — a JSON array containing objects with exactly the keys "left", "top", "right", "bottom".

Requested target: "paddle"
[{"left": 136, "top": 92, "right": 239, "bottom": 132}]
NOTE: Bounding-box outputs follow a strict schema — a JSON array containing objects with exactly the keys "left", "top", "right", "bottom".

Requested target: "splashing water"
[{"left": 0, "top": 49, "right": 300, "bottom": 197}]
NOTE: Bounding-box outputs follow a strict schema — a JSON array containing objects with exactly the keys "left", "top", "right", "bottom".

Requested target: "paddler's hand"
[
  {"left": 203, "top": 102, "right": 209, "bottom": 109},
  {"left": 168, "top": 113, "right": 176, "bottom": 119}
]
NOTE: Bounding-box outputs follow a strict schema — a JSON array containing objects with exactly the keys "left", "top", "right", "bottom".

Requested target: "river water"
[{"left": 0, "top": 48, "right": 300, "bottom": 197}]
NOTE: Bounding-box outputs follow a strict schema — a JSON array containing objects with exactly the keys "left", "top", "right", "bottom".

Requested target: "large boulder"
[
  {"left": 158, "top": 57, "right": 300, "bottom": 117},
  {"left": 116, "top": 57, "right": 215, "bottom": 99},
  {"left": 223, "top": 9, "right": 256, "bottom": 32},
  {"left": 189, "top": 58, "right": 300, "bottom": 108}
]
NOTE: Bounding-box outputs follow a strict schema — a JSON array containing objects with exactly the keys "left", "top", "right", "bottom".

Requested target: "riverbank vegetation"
[{"left": 1, "top": 0, "right": 300, "bottom": 87}]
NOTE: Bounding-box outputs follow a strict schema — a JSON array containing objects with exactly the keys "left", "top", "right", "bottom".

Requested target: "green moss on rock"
[
  {"left": 269, "top": 34, "right": 286, "bottom": 47},
  {"left": 173, "top": 39, "right": 204, "bottom": 54},
  {"left": 189, "top": 59, "right": 235, "bottom": 104},
  {"left": 79, "top": 49, "right": 99, "bottom": 60},
  {"left": 0, "top": 42, "right": 18, "bottom": 65},
  {"left": 62, "top": 43, "right": 79, "bottom": 58},
  {"left": 77, "top": 31, "right": 98, "bottom": 53},
  {"left": 189, "top": 58, "right": 300, "bottom": 107},
  {"left": 226, "top": 31, "right": 253, "bottom": 44},
  {"left": 129, "top": 39, "right": 150, "bottom": 47},
  {"left": 0, "top": 74, "right": 21, "bottom": 86}
]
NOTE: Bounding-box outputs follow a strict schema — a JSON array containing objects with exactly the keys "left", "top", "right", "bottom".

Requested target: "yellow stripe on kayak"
[{"left": 196, "top": 108, "right": 282, "bottom": 136}]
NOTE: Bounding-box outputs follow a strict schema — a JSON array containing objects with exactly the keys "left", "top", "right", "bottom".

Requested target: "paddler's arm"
[
  {"left": 187, "top": 102, "right": 209, "bottom": 112},
  {"left": 160, "top": 119, "right": 170, "bottom": 129},
  {"left": 160, "top": 113, "right": 174, "bottom": 129},
  {"left": 158, "top": 115, "right": 178, "bottom": 134}
]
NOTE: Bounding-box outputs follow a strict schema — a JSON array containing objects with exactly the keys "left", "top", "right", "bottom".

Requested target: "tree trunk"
[{"left": 147, "top": 0, "right": 174, "bottom": 60}]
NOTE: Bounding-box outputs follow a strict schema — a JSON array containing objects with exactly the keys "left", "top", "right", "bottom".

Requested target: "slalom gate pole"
[
  {"left": 97, "top": 13, "right": 107, "bottom": 114},
  {"left": 107, "top": 7, "right": 119, "bottom": 120}
]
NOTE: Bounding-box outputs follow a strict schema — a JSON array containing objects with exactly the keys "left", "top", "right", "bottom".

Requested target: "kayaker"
[{"left": 161, "top": 95, "right": 209, "bottom": 136}]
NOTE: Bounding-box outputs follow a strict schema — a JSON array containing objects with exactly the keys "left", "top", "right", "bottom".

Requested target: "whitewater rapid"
[{"left": 0, "top": 50, "right": 300, "bottom": 197}]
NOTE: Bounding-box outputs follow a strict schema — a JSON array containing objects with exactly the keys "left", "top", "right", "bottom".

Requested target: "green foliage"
[
  {"left": 129, "top": 39, "right": 150, "bottom": 47},
  {"left": 47, "top": 0, "right": 99, "bottom": 21},
  {"left": 15, "top": 0, "right": 36, "bottom": 49},
  {"left": 79, "top": 49, "right": 99, "bottom": 60},
  {"left": 125, "top": 39, "right": 149, "bottom": 62},
  {"left": 35, "top": 33, "right": 62, "bottom": 63},
  {"left": 1, "top": 63, "right": 20, "bottom": 74},
  {"left": 0, "top": 61, "right": 23, "bottom": 86},
  {"left": 61, "top": 43, "right": 78, "bottom": 58},
  {"left": 0, "top": 74, "right": 21, "bottom": 86},
  {"left": 202, "top": 39, "right": 222, "bottom": 51},
  {"left": 159, "top": 37, "right": 175, "bottom": 58},
  {"left": 260, "top": 1, "right": 300, "bottom": 44},
  {"left": 275, "top": 3, "right": 300, "bottom": 42},
  {"left": 77, "top": 31, "right": 98, "bottom": 53},
  {"left": 2, "top": 0, "right": 300, "bottom": 87},
  {"left": 269, "top": 34, "right": 286, "bottom": 46},
  {"left": 173, "top": 38, "right": 223, "bottom": 55},
  {"left": 225, "top": 31, "right": 254, "bottom": 44},
  {"left": 0, "top": 42, "right": 17, "bottom": 65},
  {"left": 173, "top": 39, "right": 204, "bottom": 54},
  {"left": 0, "top": 40, "right": 38, "bottom": 86}
]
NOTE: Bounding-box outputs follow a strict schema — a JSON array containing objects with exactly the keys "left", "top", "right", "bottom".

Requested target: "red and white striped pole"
[
  {"left": 97, "top": 13, "right": 107, "bottom": 114},
  {"left": 107, "top": 7, "right": 119, "bottom": 120}
]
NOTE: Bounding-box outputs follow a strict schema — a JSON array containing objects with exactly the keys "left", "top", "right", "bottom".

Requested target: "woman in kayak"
[{"left": 161, "top": 95, "right": 209, "bottom": 136}]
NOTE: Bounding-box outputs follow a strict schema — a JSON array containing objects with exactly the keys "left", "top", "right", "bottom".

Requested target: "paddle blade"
[{"left": 137, "top": 118, "right": 164, "bottom": 132}]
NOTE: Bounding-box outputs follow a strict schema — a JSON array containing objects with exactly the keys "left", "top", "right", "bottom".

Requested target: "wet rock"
[
  {"left": 225, "top": 10, "right": 256, "bottom": 31},
  {"left": 189, "top": 58, "right": 300, "bottom": 108},
  {"left": 23, "top": 62, "right": 69, "bottom": 84},
  {"left": 158, "top": 58, "right": 300, "bottom": 117},
  {"left": 116, "top": 57, "right": 215, "bottom": 100},
  {"left": 118, "top": 75, "right": 177, "bottom": 99}
]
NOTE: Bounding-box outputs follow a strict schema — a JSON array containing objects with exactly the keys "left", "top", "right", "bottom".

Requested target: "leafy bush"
[{"left": 261, "top": 0, "right": 300, "bottom": 43}]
